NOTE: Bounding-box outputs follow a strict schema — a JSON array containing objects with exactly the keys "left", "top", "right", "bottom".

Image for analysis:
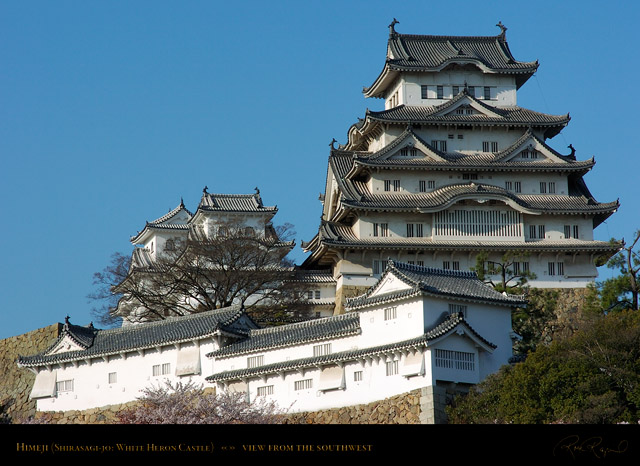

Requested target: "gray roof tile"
[
  {"left": 205, "top": 312, "right": 495, "bottom": 383},
  {"left": 198, "top": 191, "right": 277, "bottom": 213},
  {"left": 346, "top": 260, "right": 526, "bottom": 308},
  {"left": 18, "top": 305, "right": 254, "bottom": 367},
  {"left": 207, "top": 313, "right": 361, "bottom": 359}
]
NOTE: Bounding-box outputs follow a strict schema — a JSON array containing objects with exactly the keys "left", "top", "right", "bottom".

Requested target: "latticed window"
[
  {"left": 373, "top": 223, "right": 389, "bottom": 237},
  {"left": 294, "top": 379, "right": 313, "bottom": 391},
  {"left": 385, "top": 360, "right": 399, "bottom": 376},
  {"left": 384, "top": 306, "right": 397, "bottom": 321},
  {"left": 152, "top": 363, "right": 171, "bottom": 377},
  {"left": 538, "top": 225, "right": 546, "bottom": 239},
  {"left": 406, "top": 224, "right": 414, "bottom": 237},
  {"left": 354, "top": 371, "right": 363, "bottom": 382},
  {"left": 56, "top": 379, "right": 74, "bottom": 392},
  {"left": 247, "top": 355, "right": 264, "bottom": 368},
  {"left": 434, "top": 349, "right": 475, "bottom": 371},
  {"left": 257, "top": 385, "right": 274, "bottom": 396},
  {"left": 434, "top": 209, "right": 522, "bottom": 238},
  {"left": 448, "top": 303, "right": 467, "bottom": 317},
  {"left": 313, "top": 343, "right": 332, "bottom": 357},
  {"left": 483, "top": 141, "right": 498, "bottom": 152},
  {"left": 431, "top": 140, "right": 447, "bottom": 151}
]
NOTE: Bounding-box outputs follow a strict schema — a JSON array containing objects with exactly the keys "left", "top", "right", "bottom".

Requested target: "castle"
[{"left": 17, "top": 22, "right": 618, "bottom": 423}]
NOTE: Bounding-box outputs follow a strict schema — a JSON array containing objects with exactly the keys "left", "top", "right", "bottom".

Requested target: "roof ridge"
[
  {"left": 248, "top": 313, "right": 358, "bottom": 336},
  {"left": 391, "top": 259, "right": 478, "bottom": 278},
  {"left": 99, "top": 305, "right": 244, "bottom": 336}
]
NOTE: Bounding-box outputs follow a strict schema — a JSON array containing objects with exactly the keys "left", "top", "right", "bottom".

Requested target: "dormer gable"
[
  {"left": 367, "top": 269, "right": 414, "bottom": 298},
  {"left": 435, "top": 91, "right": 502, "bottom": 119},
  {"left": 497, "top": 130, "right": 576, "bottom": 164},
  {"left": 44, "top": 318, "right": 98, "bottom": 356},
  {"left": 368, "top": 126, "right": 447, "bottom": 163}
]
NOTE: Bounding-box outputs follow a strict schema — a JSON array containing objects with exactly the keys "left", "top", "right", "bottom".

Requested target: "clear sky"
[{"left": 1, "top": 0, "right": 638, "bottom": 340}]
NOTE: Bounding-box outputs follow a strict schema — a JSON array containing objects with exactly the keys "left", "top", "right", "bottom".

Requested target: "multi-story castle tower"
[{"left": 302, "top": 21, "right": 619, "bottom": 312}]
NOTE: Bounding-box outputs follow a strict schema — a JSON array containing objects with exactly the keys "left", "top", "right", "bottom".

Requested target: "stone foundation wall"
[
  {"left": 542, "top": 287, "right": 592, "bottom": 343},
  {"left": 12, "top": 387, "right": 448, "bottom": 425},
  {"left": 0, "top": 324, "right": 61, "bottom": 423},
  {"left": 334, "top": 285, "right": 371, "bottom": 314}
]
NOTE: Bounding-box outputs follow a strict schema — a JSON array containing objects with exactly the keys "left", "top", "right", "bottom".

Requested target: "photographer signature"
[{"left": 553, "top": 435, "right": 628, "bottom": 459}]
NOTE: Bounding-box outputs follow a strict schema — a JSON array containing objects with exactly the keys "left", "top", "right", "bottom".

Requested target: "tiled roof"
[
  {"left": 366, "top": 104, "right": 569, "bottom": 128},
  {"left": 205, "top": 312, "right": 495, "bottom": 383},
  {"left": 364, "top": 24, "right": 538, "bottom": 98},
  {"left": 198, "top": 191, "right": 277, "bottom": 213},
  {"left": 387, "top": 31, "right": 537, "bottom": 73},
  {"left": 18, "top": 306, "right": 254, "bottom": 367},
  {"left": 315, "top": 228, "right": 620, "bottom": 254},
  {"left": 130, "top": 201, "right": 193, "bottom": 243},
  {"left": 130, "top": 247, "right": 156, "bottom": 270},
  {"left": 351, "top": 127, "right": 594, "bottom": 173},
  {"left": 339, "top": 182, "right": 618, "bottom": 216},
  {"left": 208, "top": 313, "right": 361, "bottom": 358},
  {"left": 355, "top": 156, "right": 595, "bottom": 173},
  {"left": 346, "top": 260, "right": 525, "bottom": 309},
  {"left": 148, "top": 200, "right": 193, "bottom": 225},
  {"left": 293, "top": 269, "right": 336, "bottom": 283}
]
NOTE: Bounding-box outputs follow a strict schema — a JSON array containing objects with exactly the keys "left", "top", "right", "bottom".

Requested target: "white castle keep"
[{"left": 18, "top": 22, "right": 618, "bottom": 423}]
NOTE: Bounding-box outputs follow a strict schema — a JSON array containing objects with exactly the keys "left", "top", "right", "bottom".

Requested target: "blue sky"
[{"left": 1, "top": 1, "right": 638, "bottom": 340}]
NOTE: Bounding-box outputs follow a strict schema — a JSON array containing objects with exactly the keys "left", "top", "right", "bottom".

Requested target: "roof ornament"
[
  {"left": 64, "top": 315, "right": 70, "bottom": 327},
  {"left": 330, "top": 138, "right": 337, "bottom": 150},
  {"left": 203, "top": 186, "right": 208, "bottom": 194},
  {"left": 568, "top": 144, "right": 576, "bottom": 159},
  {"left": 496, "top": 21, "right": 507, "bottom": 37},
  {"left": 388, "top": 18, "right": 399, "bottom": 36},
  {"left": 254, "top": 186, "right": 260, "bottom": 195}
]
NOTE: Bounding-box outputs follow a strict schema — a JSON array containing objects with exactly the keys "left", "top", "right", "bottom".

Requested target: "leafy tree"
[
  {"left": 511, "top": 288, "right": 559, "bottom": 354},
  {"left": 447, "top": 310, "right": 640, "bottom": 424},
  {"left": 472, "top": 250, "right": 536, "bottom": 294},
  {"left": 90, "top": 220, "right": 311, "bottom": 326},
  {"left": 117, "top": 380, "right": 287, "bottom": 424}
]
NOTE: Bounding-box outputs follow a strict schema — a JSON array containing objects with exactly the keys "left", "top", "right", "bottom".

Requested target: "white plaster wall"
[
  {"left": 34, "top": 339, "right": 217, "bottom": 412},
  {"left": 237, "top": 355, "right": 433, "bottom": 413},
  {"left": 399, "top": 72, "right": 517, "bottom": 107}
]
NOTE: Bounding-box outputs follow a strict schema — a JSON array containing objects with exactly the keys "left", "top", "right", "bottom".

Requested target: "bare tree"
[
  {"left": 88, "top": 252, "right": 131, "bottom": 326},
  {"left": 472, "top": 250, "right": 537, "bottom": 294},
  {"left": 90, "top": 220, "right": 311, "bottom": 326},
  {"left": 605, "top": 230, "right": 640, "bottom": 311}
]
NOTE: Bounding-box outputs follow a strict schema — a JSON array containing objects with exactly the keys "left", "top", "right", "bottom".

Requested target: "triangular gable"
[
  {"left": 498, "top": 131, "right": 568, "bottom": 163},
  {"left": 427, "top": 319, "right": 495, "bottom": 353},
  {"left": 433, "top": 93, "right": 502, "bottom": 119},
  {"left": 155, "top": 208, "right": 191, "bottom": 226},
  {"left": 368, "top": 270, "right": 414, "bottom": 297},
  {"left": 370, "top": 127, "right": 446, "bottom": 162},
  {"left": 46, "top": 334, "right": 88, "bottom": 355}
]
